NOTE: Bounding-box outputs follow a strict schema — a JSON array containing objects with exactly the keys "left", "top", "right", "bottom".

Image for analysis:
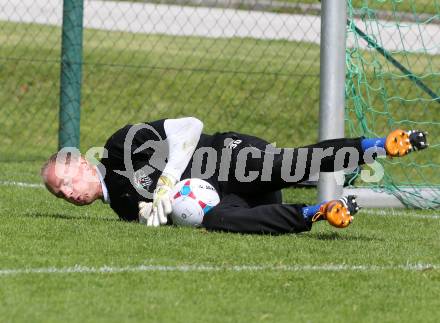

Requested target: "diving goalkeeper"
[{"left": 40, "top": 117, "right": 428, "bottom": 234}]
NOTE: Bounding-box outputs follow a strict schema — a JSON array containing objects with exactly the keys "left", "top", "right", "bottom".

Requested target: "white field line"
[
  {"left": 0, "top": 0, "right": 439, "bottom": 54},
  {"left": 0, "top": 263, "right": 438, "bottom": 276},
  {"left": 0, "top": 181, "right": 44, "bottom": 189}
]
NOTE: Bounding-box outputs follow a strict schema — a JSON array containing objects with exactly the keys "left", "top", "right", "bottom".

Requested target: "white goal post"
[
  {"left": 317, "top": 0, "right": 346, "bottom": 203},
  {"left": 317, "top": 0, "right": 438, "bottom": 209}
]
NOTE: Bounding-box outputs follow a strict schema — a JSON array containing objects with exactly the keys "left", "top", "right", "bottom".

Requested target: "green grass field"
[
  {"left": 0, "top": 20, "right": 322, "bottom": 161},
  {"left": 1, "top": 6, "right": 440, "bottom": 322},
  {"left": 1, "top": 163, "right": 440, "bottom": 322}
]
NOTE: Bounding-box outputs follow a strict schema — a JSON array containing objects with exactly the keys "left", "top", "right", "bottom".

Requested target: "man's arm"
[
  {"left": 162, "top": 117, "right": 204, "bottom": 182},
  {"left": 139, "top": 117, "right": 204, "bottom": 226}
]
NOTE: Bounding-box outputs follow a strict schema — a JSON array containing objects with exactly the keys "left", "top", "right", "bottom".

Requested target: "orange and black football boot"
[
  {"left": 312, "top": 196, "right": 360, "bottom": 228},
  {"left": 385, "top": 129, "right": 428, "bottom": 157}
]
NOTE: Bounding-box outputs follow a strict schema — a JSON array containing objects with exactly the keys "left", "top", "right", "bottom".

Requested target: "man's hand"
[
  {"left": 138, "top": 175, "right": 176, "bottom": 227},
  {"left": 138, "top": 201, "right": 153, "bottom": 225},
  {"left": 153, "top": 175, "right": 175, "bottom": 223}
]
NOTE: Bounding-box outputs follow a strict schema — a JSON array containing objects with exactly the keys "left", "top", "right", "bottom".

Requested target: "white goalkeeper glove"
[
  {"left": 138, "top": 201, "right": 153, "bottom": 225},
  {"left": 138, "top": 175, "right": 176, "bottom": 227}
]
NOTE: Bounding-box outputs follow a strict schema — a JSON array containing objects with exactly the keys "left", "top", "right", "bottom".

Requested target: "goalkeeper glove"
[
  {"left": 138, "top": 175, "right": 176, "bottom": 227},
  {"left": 139, "top": 201, "right": 153, "bottom": 225}
]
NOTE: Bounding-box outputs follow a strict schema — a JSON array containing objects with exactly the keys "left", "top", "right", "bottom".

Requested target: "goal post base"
[{"left": 343, "top": 187, "right": 440, "bottom": 209}]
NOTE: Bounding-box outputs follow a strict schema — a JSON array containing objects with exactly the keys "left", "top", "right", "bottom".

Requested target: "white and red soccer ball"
[{"left": 170, "top": 178, "right": 220, "bottom": 227}]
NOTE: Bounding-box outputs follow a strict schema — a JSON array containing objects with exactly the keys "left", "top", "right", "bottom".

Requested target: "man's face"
[{"left": 44, "top": 157, "right": 101, "bottom": 206}]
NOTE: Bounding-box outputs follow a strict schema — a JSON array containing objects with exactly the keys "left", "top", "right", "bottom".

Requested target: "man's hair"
[
  {"left": 40, "top": 152, "right": 60, "bottom": 182},
  {"left": 40, "top": 151, "right": 83, "bottom": 185}
]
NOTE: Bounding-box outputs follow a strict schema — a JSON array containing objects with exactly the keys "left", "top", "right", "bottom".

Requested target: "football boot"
[
  {"left": 385, "top": 129, "right": 428, "bottom": 157},
  {"left": 312, "top": 195, "right": 360, "bottom": 228}
]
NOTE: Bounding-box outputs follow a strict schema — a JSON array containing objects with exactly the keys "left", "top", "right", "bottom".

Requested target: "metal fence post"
[{"left": 58, "top": 0, "right": 84, "bottom": 149}]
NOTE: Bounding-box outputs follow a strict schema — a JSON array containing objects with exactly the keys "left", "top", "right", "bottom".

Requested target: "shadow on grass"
[
  {"left": 307, "top": 231, "right": 380, "bottom": 241},
  {"left": 21, "top": 212, "right": 119, "bottom": 222}
]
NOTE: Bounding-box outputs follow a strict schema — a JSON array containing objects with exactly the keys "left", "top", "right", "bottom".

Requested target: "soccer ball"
[{"left": 170, "top": 178, "right": 220, "bottom": 227}]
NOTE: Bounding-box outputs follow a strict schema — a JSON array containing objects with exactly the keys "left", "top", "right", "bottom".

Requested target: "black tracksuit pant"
[{"left": 197, "top": 132, "right": 365, "bottom": 234}]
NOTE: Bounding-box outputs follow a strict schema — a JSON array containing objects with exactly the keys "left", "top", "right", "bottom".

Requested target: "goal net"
[{"left": 344, "top": 0, "right": 440, "bottom": 208}]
